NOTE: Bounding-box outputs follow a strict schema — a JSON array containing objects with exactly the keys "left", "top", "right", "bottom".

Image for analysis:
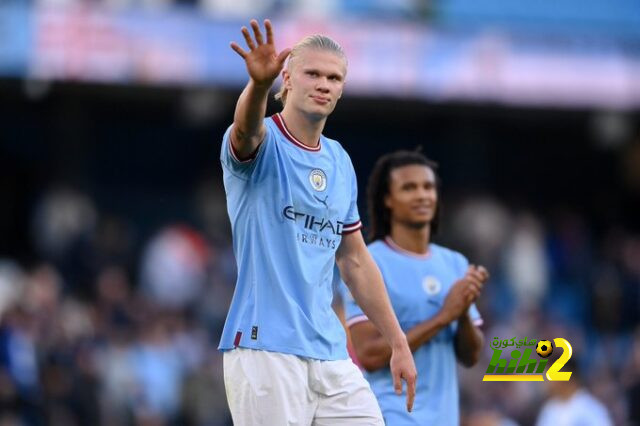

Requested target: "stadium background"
[{"left": 1, "top": 0, "right": 640, "bottom": 424}]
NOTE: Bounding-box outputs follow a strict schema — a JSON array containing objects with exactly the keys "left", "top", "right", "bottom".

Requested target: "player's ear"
[
  {"left": 282, "top": 70, "right": 292, "bottom": 90},
  {"left": 384, "top": 194, "right": 393, "bottom": 209}
]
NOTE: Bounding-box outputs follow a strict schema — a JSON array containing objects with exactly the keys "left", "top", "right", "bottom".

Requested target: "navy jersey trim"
[{"left": 272, "top": 113, "right": 321, "bottom": 152}]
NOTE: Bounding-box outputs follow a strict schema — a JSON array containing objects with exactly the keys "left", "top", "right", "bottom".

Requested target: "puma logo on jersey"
[{"left": 314, "top": 195, "right": 329, "bottom": 209}]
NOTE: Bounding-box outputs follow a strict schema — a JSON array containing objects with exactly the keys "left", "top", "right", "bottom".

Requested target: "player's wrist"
[
  {"left": 458, "top": 310, "right": 471, "bottom": 322},
  {"left": 249, "top": 77, "right": 276, "bottom": 91},
  {"left": 436, "top": 308, "right": 456, "bottom": 325},
  {"left": 389, "top": 333, "right": 409, "bottom": 351}
]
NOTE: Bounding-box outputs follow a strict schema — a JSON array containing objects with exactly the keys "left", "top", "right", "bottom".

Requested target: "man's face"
[
  {"left": 282, "top": 49, "right": 346, "bottom": 118},
  {"left": 385, "top": 165, "right": 438, "bottom": 229}
]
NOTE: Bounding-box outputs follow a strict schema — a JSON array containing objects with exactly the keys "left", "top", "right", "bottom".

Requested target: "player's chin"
[
  {"left": 312, "top": 97, "right": 337, "bottom": 110},
  {"left": 407, "top": 219, "right": 431, "bottom": 230},
  {"left": 412, "top": 211, "right": 435, "bottom": 222},
  {"left": 307, "top": 105, "right": 334, "bottom": 120}
]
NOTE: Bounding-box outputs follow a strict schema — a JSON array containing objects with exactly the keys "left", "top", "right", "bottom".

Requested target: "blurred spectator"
[
  {"left": 0, "top": 261, "right": 25, "bottom": 320},
  {"left": 94, "top": 265, "right": 139, "bottom": 338},
  {"left": 180, "top": 350, "right": 230, "bottom": 426},
  {"left": 503, "top": 213, "right": 549, "bottom": 311},
  {"left": 627, "top": 327, "right": 640, "bottom": 425},
  {"left": 96, "top": 328, "right": 137, "bottom": 426},
  {"left": 0, "top": 306, "right": 41, "bottom": 425},
  {"left": 193, "top": 179, "right": 231, "bottom": 246},
  {"left": 31, "top": 187, "right": 96, "bottom": 264},
  {"left": 535, "top": 359, "right": 613, "bottom": 426},
  {"left": 131, "top": 316, "right": 185, "bottom": 424},
  {"left": 31, "top": 188, "right": 98, "bottom": 294},
  {"left": 139, "top": 225, "right": 209, "bottom": 310},
  {"left": 464, "top": 410, "right": 519, "bottom": 426},
  {"left": 448, "top": 196, "right": 511, "bottom": 269}
]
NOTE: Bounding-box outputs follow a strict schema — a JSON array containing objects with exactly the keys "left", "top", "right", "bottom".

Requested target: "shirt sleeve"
[
  {"left": 341, "top": 154, "right": 362, "bottom": 235},
  {"left": 220, "top": 123, "right": 270, "bottom": 180},
  {"left": 454, "top": 251, "right": 469, "bottom": 277},
  {"left": 468, "top": 302, "right": 483, "bottom": 326}
]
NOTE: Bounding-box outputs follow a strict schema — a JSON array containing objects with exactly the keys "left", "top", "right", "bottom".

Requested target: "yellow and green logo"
[{"left": 482, "top": 337, "right": 573, "bottom": 382}]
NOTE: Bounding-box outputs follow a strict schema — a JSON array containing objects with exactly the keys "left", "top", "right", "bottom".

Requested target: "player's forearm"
[
  {"left": 355, "top": 313, "right": 450, "bottom": 371},
  {"left": 454, "top": 311, "right": 483, "bottom": 367},
  {"left": 340, "top": 254, "right": 406, "bottom": 349},
  {"left": 406, "top": 312, "right": 451, "bottom": 352},
  {"left": 356, "top": 306, "right": 456, "bottom": 371},
  {"left": 232, "top": 79, "right": 272, "bottom": 156}
]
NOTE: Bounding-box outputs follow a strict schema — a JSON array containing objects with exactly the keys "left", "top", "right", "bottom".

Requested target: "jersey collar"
[
  {"left": 272, "top": 113, "right": 322, "bottom": 152},
  {"left": 384, "top": 236, "right": 431, "bottom": 259}
]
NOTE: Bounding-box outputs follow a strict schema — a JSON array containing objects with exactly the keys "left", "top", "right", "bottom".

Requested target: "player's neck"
[
  {"left": 389, "top": 224, "right": 431, "bottom": 256},
  {"left": 280, "top": 107, "right": 326, "bottom": 148}
]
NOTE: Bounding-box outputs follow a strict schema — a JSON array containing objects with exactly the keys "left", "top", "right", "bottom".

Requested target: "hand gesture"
[
  {"left": 463, "top": 265, "right": 489, "bottom": 304},
  {"left": 389, "top": 341, "right": 417, "bottom": 412},
  {"left": 441, "top": 265, "right": 489, "bottom": 323},
  {"left": 230, "top": 19, "right": 291, "bottom": 87}
]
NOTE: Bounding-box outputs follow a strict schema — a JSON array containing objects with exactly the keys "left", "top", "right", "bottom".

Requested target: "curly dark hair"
[{"left": 366, "top": 150, "right": 440, "bottom": 243}]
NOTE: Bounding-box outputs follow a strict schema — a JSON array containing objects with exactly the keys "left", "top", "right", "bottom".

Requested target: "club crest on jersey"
[
  {"left": 422, "top": 276, "right": 442, "bottom": 295},
  {"left": 309, "top": 169, "right": 327, "bottom": 192}
]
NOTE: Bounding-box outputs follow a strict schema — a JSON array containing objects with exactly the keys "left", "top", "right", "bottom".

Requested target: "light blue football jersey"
[
  {"left": 343, "top": 237, "right": 482, "bottom": 426},
  {"left": 218, "top": 113, "right": 362, "bottom": 361}
]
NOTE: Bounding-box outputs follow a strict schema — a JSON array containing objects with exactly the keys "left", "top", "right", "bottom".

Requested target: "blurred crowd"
[
  {"left": 0, "top": 186, "right": 235, "bottom": 426},
  {"left": 24, "top": 0, "right": 424, "bottom": 19},
  {"left": 1, "top": 183, "right": 638, "bottom": 426},
  {"left": 445, "top": 196, "right": 640, "bottom": 426}
]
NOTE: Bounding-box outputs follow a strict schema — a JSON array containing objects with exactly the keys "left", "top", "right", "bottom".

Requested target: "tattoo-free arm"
[
  {"left": 349, "top": 312, "right": 450, "bottom": 372},
  {"left": 336, "top": 232, "right": 406, "bottom": 349},
  {"left": 336, "top": 231, "right": 417, "bottom": 412},
  {"left": 454, "top": 311, "right": 484, "bottom": 367}
]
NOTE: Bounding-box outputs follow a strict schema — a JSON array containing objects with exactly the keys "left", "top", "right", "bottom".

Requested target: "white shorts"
[{"left": 223, "top": 348, "right": 384, "bottom": 426}]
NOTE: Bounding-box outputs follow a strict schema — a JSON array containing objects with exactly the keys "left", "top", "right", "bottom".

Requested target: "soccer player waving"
[
  {"left": 343, "top": 151, "right": 489, "bottom": 425},
  {"left": 219, "top": 19, "right": 416, "bottom": 425}
]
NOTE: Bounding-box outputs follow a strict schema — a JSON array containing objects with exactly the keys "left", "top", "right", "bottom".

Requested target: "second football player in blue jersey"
[{"left": 343, "top": 150, "right": 489, "bottom": 425}]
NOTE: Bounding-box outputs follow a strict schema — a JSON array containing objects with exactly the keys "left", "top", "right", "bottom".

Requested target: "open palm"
[{"left": 231, "top": 19, "right": 291, "bottom": 86}]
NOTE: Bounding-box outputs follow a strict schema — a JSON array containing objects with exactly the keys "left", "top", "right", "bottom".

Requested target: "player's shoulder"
[
  {"left": 321, "top": 134, "right": 343, "bottom": 149},
  {"left": 264, "top": 115, "right": 280, "bottom": 135},
  {"left": 431, "top": 243, "right": 468, "bottom": 265},
  {"left": 366, "top": 239, "right": 392, "bottom": 261},
  {"left": 321, "top": 134, "right": 352, "bottom": 161}
]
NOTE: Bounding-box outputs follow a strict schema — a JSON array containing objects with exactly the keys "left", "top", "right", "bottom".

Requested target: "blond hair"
[{"left": 274, "top": 35, "right": 347, "bottom": 106}]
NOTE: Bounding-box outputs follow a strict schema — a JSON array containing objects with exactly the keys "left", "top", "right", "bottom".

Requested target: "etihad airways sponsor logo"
[{"left": 283, "top": 205, "right": 343, "bottom": 235}]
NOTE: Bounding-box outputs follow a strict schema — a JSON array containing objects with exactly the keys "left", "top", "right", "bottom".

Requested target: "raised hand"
[{"left": 230, "top": 19, "right": 291, "bottom": 87}]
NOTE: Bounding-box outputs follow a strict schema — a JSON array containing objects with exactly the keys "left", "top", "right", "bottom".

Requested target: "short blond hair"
[{"left": 275, "top": 35, "right": 347, "bottom": 106}]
